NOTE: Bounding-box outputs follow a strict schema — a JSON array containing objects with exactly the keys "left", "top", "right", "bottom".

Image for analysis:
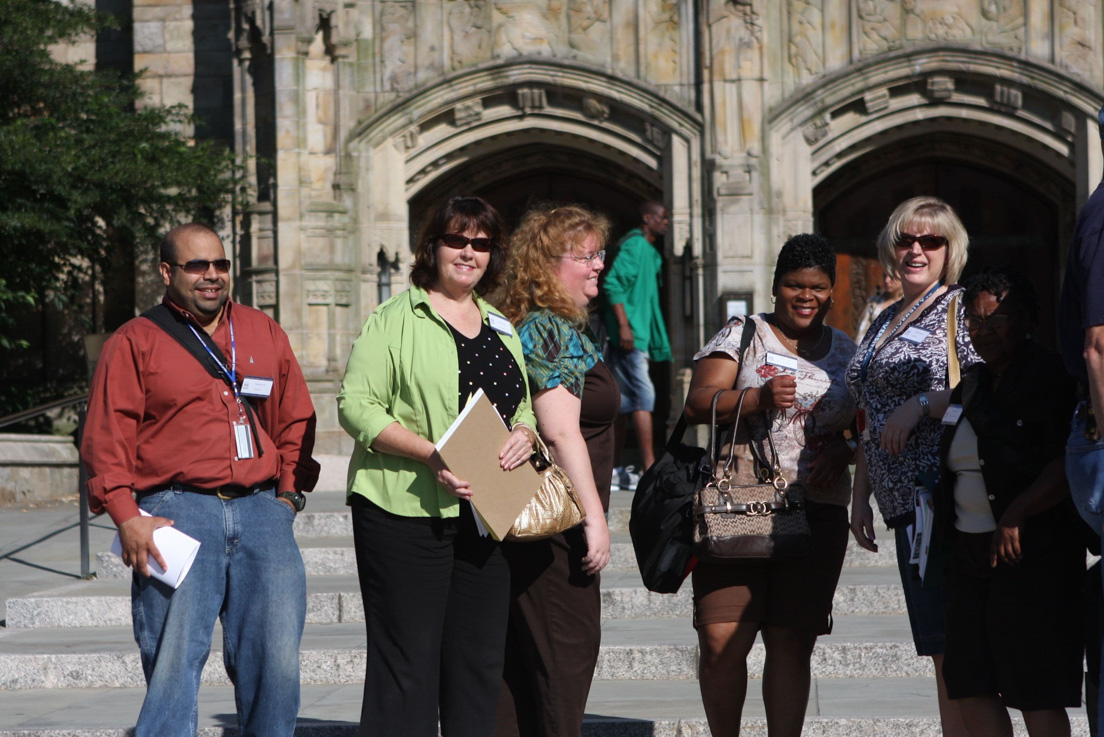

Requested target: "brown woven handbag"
[{"left": 692, "top": 387, "right": 812, "bottom": 560}]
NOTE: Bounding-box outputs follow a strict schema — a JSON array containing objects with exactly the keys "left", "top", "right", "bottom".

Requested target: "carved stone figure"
[
  {"left": 789, "top": 0, "right": 823, "bottom": 82},
  {"left": 493, "top": 1, "right": 565, "bottom": 58},
  {"left": 645, "top": 0, "right": 680, "bottom": 84},
  {"left": 857, "top": 0, "right": 901, "bottom": 55},
  {"left": 448, "top": 0, "right": 491, "bottom": 69},
  {"left": 567, "top": 0, "right": 609, "bottom": 59},
  {"left": 1058, "top": 0, "right": 1097, "bottom": 79},
  {"left": 380, "top": 2, "right": 415, "bottom": 92},
  {"left": 979, "top": 0, "right": 1024, "bottom": 51}
]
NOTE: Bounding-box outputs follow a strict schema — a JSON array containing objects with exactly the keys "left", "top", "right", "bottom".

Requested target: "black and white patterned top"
[{"left": 845, "top": 287, "right": 981, "bottom": 526}]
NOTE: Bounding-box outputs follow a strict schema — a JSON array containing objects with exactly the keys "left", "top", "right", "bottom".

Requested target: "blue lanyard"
[
  {"left": 858, "top": 281, "right": 942, "bottom": 383},
  {"left": 188, "top": 319, "right": 238, "bottom": 401}
]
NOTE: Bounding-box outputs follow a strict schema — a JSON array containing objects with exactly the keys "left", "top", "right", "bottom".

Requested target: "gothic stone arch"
[{"left": 343, "top": 60, "right": 705, "bottom": 356}]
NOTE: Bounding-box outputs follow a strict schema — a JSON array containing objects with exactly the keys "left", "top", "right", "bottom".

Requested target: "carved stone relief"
[
  {"left": 1058, "top": 0, "right": 1097, "bottom": 80},
  {"left": 857, "top": 0, "right": 901, "bottom": 55},
  {"left": 448, "top": 0, "right": 491, "bottom": 70},
  {"left": 789, "top": 0, "right": 823, "bottom": 83},
  {"left": 380, "top": 2, "right": 415, "bottom": 92},
  {"left": 864, "top": 88, "right": 890, "bottom": 114},
  {"left": 254, "top": 278, "right": 278, "bottom": 309},
  {"left": 993, "top": 83, "right": 1022, "bottom": 109},
  {"left": 516, "top": 87, "right": 547, "bottom": 114},
  {"left": 857, "top": 1, "right": 1025, "bottom": 57},
  {"left": 802, "top": 115, "right": 829, "bottom": 145},
  {"left": 644, "top": 121, "right": 667, "bottom": 148},
  {"left": 644, "top": 0, "right": 680, "bottom": 85},
  {"left": 710, "top": 0, "right": 762, "bottom": 79},
  {"left": 394, "top": 127, "right": 420, "bottom": 152},
  {"left": 454, "top": 98, "right": 484, "bottom": 126},
  {"left": 567, "top": 0, "right": 609, "bottom": 59},
  {"left": 926, "top": 75, "right": 955, "bottom": 100},
  {"left": 582, "top": 97, "right": 609, "bottom": 121},
  {"left": 493, "top": 1, "right": 565, "bottom": 58}
]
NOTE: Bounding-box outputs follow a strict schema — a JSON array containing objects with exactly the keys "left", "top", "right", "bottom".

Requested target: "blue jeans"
[
  {"left": 607, "top": 347, "right": 655, "bottom": 414},
  {"left": 132, "top": 487, "right": 306, "bottom": 737},
  {"left": 1067, "top": 406, "right": 1104, "bottom": 734}
]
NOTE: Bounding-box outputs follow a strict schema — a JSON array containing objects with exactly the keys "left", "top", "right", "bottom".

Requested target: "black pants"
[{"left": 351, "top": 496, "right": 510, "bottom": 737}]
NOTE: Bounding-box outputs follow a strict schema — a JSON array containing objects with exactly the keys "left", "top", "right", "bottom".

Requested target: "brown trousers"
[{"left": 495, "top": 525, "right": 602, "bottom": 737}]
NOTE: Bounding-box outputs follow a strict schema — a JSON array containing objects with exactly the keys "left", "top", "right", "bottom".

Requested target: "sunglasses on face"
[
  {"left": 562, "top": 249, "right": 606, "bottom": 264},
  {"left": 965, "top": 313, "right": 1012, "bottom": 332},
  {"left": 438, "top": 233, "right": 495, "bottom": 252},
  {"left": 170, "top": 259, "right": 232, "bottom": 275},
  {"left": 894, "top": 233, "right": 948, "bottom": 250}
]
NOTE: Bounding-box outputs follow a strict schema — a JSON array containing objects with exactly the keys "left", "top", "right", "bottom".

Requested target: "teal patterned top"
[{"left": 518, "top": 310, "right": 603, "bottom": 399}]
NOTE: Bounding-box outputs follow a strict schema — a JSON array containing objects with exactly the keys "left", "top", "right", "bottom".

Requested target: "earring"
[
  {"left": 827, "top": 297, "right": 835, "bottom": 309},
  {"left": 770, "top": 295, "right": 776, "bottom": 305}
]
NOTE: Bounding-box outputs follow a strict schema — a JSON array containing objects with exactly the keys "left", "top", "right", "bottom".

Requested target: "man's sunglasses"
[
  {"left": 438, "top": 234, "right": 495, "bottom": 252},
  {"left": 894, "top": 233, "right": 948, "bottom": 250},
  {"left": 170, "top": 259, "right": 232, "bottom": 274}
]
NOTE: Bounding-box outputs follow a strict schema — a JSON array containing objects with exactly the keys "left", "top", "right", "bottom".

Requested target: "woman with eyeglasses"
[
  {"left": 845, "top": 196, "right": 980, "bottom": 737},
  {"left": 491, "top": 204, "right": 619, "bottom": 737},
  {"left": 337, "top": 195, "right": 538, "bottom": 736},
  {"left": 931, "top": 268, "right": 1082, "bottom": 736}
]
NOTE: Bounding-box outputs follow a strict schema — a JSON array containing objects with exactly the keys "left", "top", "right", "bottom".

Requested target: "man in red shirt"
[{"left": 82, "top": 223, "right": 319, "bottom": 736}]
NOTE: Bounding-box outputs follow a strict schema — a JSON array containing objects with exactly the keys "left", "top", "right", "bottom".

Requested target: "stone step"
[
  {"left": 0, "top": 615, "right": 940, "bottom": 690},
  {"left": 0, "top": 678, "right": 1089, "bottom": 736},
  {"left": 7, "top": 566, "right": 906, "bottom": 628}
]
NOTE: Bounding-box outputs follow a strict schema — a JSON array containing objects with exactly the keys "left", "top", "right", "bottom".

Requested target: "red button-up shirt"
[{"left": 82, "top": 297, "right": 320, "bottom": 526}]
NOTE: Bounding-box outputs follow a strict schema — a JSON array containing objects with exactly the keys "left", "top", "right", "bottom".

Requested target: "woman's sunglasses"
[
  {"left": 438, "top": 233, "right": 495, "bottom": 252},
  {"left": 894, "top": 233, "right": 948, "bottom": 250}
]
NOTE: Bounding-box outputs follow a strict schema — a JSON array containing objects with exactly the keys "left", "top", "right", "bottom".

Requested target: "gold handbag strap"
[{"left": 947, "top": 292, "right": 961, "bottom": 389}]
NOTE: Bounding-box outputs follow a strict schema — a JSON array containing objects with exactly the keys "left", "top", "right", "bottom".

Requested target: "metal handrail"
[
  {"left": 0, "top": 393, "right": 96, "bottom": 578},
  {"left": 0, "top": 394, "right": 90, "bottom": 430}
]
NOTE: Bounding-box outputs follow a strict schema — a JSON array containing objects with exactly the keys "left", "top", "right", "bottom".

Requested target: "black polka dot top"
[{"left": 447, "top": 321, "right": 525, "bottom": 425}]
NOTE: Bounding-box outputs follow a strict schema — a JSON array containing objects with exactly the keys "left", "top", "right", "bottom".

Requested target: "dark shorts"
[
  {"left": 942, "top": 529, "right": 1084, "bottom": 710},
  {"left": 893, "top": 525, "right": 947, "bottom": 657},
  {"left": 691, "top": 500, "right": 849, "bottom": 633}
]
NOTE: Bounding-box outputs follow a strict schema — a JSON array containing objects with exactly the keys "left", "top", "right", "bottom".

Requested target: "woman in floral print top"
[{"left": 845, "top": 196, "right": 980, "bottom": 737}]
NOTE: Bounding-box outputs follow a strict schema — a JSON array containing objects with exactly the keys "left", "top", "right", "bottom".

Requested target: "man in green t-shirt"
[{"left": 603, "top": 200, "right": 672, "bottom": 482}]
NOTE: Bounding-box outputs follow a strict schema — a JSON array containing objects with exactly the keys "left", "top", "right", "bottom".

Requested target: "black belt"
[{"left": 166, "top": 482, "right": 273, "bottom": 500}]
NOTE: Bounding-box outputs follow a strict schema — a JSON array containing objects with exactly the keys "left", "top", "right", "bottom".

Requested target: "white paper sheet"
[{"left": 110, "top": 510, "right": 201, "bottom": 588}]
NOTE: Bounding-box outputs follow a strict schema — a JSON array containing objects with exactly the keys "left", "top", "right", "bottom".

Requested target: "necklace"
[{"left": 771, "top": 319, "right": 827, "bottom": 357}]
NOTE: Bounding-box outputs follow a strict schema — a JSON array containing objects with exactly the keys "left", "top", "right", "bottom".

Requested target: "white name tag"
[
  {"left": 233, "top": 421, "right": 255, "bottom": 460},
  {"left": 488, "top": 313, "right": 513, "bottom": 336},
  {"left": 240, "top": 376, "right": 274, "bottom": 398},
  {"left": 942, "top": 404, "right": 964, "bottom": 425},
  {"left": 765, "top": 351, "right": 799, "bottom": 372},
  {"left": 900, "top": 326, "right": 931, "bottom": 344}
]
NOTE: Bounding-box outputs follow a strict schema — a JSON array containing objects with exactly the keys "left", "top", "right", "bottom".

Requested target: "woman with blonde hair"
[
  {"left": 846, "top": 195, "right": 981, "bottom": 736},
  {"left": 492, "top": 204, "right": 620, "bottom": 737}
]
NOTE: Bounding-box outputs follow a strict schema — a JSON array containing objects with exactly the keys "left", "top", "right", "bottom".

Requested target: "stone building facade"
[{"left": 115, "top": 0, "right": 1104, "bottom": 452}]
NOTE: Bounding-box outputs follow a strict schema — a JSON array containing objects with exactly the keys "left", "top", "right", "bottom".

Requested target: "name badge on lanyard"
[
  {"left": 488, "top": 313, "right": 513, "bottom": 336},
  {"left": 241, "top": 376, "right": 273, "bottom": 398},
  {"left": 900, "top": 326, "right": 930, "bottom": 345}
]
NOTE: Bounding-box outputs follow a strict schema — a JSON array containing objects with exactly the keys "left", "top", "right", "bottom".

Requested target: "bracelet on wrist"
[{"left": 916, "top": 393, "right": 931, "bottom": 418}]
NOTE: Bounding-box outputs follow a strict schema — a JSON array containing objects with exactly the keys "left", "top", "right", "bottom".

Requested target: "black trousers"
[{"left": 351, "top": 496, "right": 510, "bottom": 737}]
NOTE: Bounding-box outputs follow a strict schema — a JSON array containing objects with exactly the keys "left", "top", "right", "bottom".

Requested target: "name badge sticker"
[
  {"left": 488, "top": 313, "right": 513, "bottom": 336},
  {"left": 941, "top": 404, "right": 964, "bottom": 426},
  {"left": 765, "top": 351, "right": 799, "bottom": 373},
  {"left": 900, "top": 326, "right": 931, "bottom": 344},
  {"left": 240, "top": 376, "right": 274, "bottom": 398}
]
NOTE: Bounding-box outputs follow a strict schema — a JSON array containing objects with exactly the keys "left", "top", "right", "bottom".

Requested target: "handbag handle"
[{"left": 715, "top": 387, "right": 788, "bottom": 491}]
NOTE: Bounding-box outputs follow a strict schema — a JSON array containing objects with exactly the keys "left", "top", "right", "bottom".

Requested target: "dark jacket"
[{"left": 931, "top": 340, "right": 1079, "bottom": 570}]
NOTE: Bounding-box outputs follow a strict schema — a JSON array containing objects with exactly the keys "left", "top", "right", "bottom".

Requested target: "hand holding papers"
[
  {"left": 435, "top": 389, "right": 541, "bottom": 540},
  {"left": 111, "top": 509, "right": 201, "bottom": 588}
]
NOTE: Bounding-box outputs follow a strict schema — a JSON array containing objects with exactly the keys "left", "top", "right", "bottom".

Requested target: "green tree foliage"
[{"left": 0, "top": 0, "right": 245, "bottom": 416}]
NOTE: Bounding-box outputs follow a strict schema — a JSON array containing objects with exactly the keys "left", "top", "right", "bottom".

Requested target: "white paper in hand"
[{"left": 110, "top": 510, "right": 201, "bottom": 589}]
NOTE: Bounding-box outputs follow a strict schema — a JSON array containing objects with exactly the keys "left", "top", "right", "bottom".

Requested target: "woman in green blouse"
[
  {"left": 337, "top": 196, "right": 537, "bottom": 737},
  {"left": 492, "top": 204, "right": 621, "bottom": 737}
]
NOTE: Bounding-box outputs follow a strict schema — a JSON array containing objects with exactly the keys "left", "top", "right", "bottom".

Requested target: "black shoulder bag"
[{"left": 629, "top": 317, "right": 755, "bottom": 593}]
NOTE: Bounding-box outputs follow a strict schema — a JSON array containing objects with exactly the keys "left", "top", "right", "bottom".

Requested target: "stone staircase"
[{"left": 0, "top": 489, "right": 1090, "bottom": 735}]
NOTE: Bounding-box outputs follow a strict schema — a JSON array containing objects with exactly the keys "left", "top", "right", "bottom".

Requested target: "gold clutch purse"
[{"left": 506, "top": 433, "right": 586, "bottom": 541}]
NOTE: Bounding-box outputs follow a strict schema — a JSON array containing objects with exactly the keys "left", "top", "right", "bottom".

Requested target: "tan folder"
[{"left": 435, "top": 389, "right": 540, "bottom": 540}]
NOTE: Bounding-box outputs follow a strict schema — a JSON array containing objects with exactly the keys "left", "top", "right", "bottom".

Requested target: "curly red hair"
[{"left": 493, "top": 204, "right": 611, "bottom": 325}]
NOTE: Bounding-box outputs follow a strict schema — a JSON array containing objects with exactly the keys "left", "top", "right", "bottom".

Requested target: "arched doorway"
[{"left": 815, "top": 136, "right": 1070, "bottom": 347}]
